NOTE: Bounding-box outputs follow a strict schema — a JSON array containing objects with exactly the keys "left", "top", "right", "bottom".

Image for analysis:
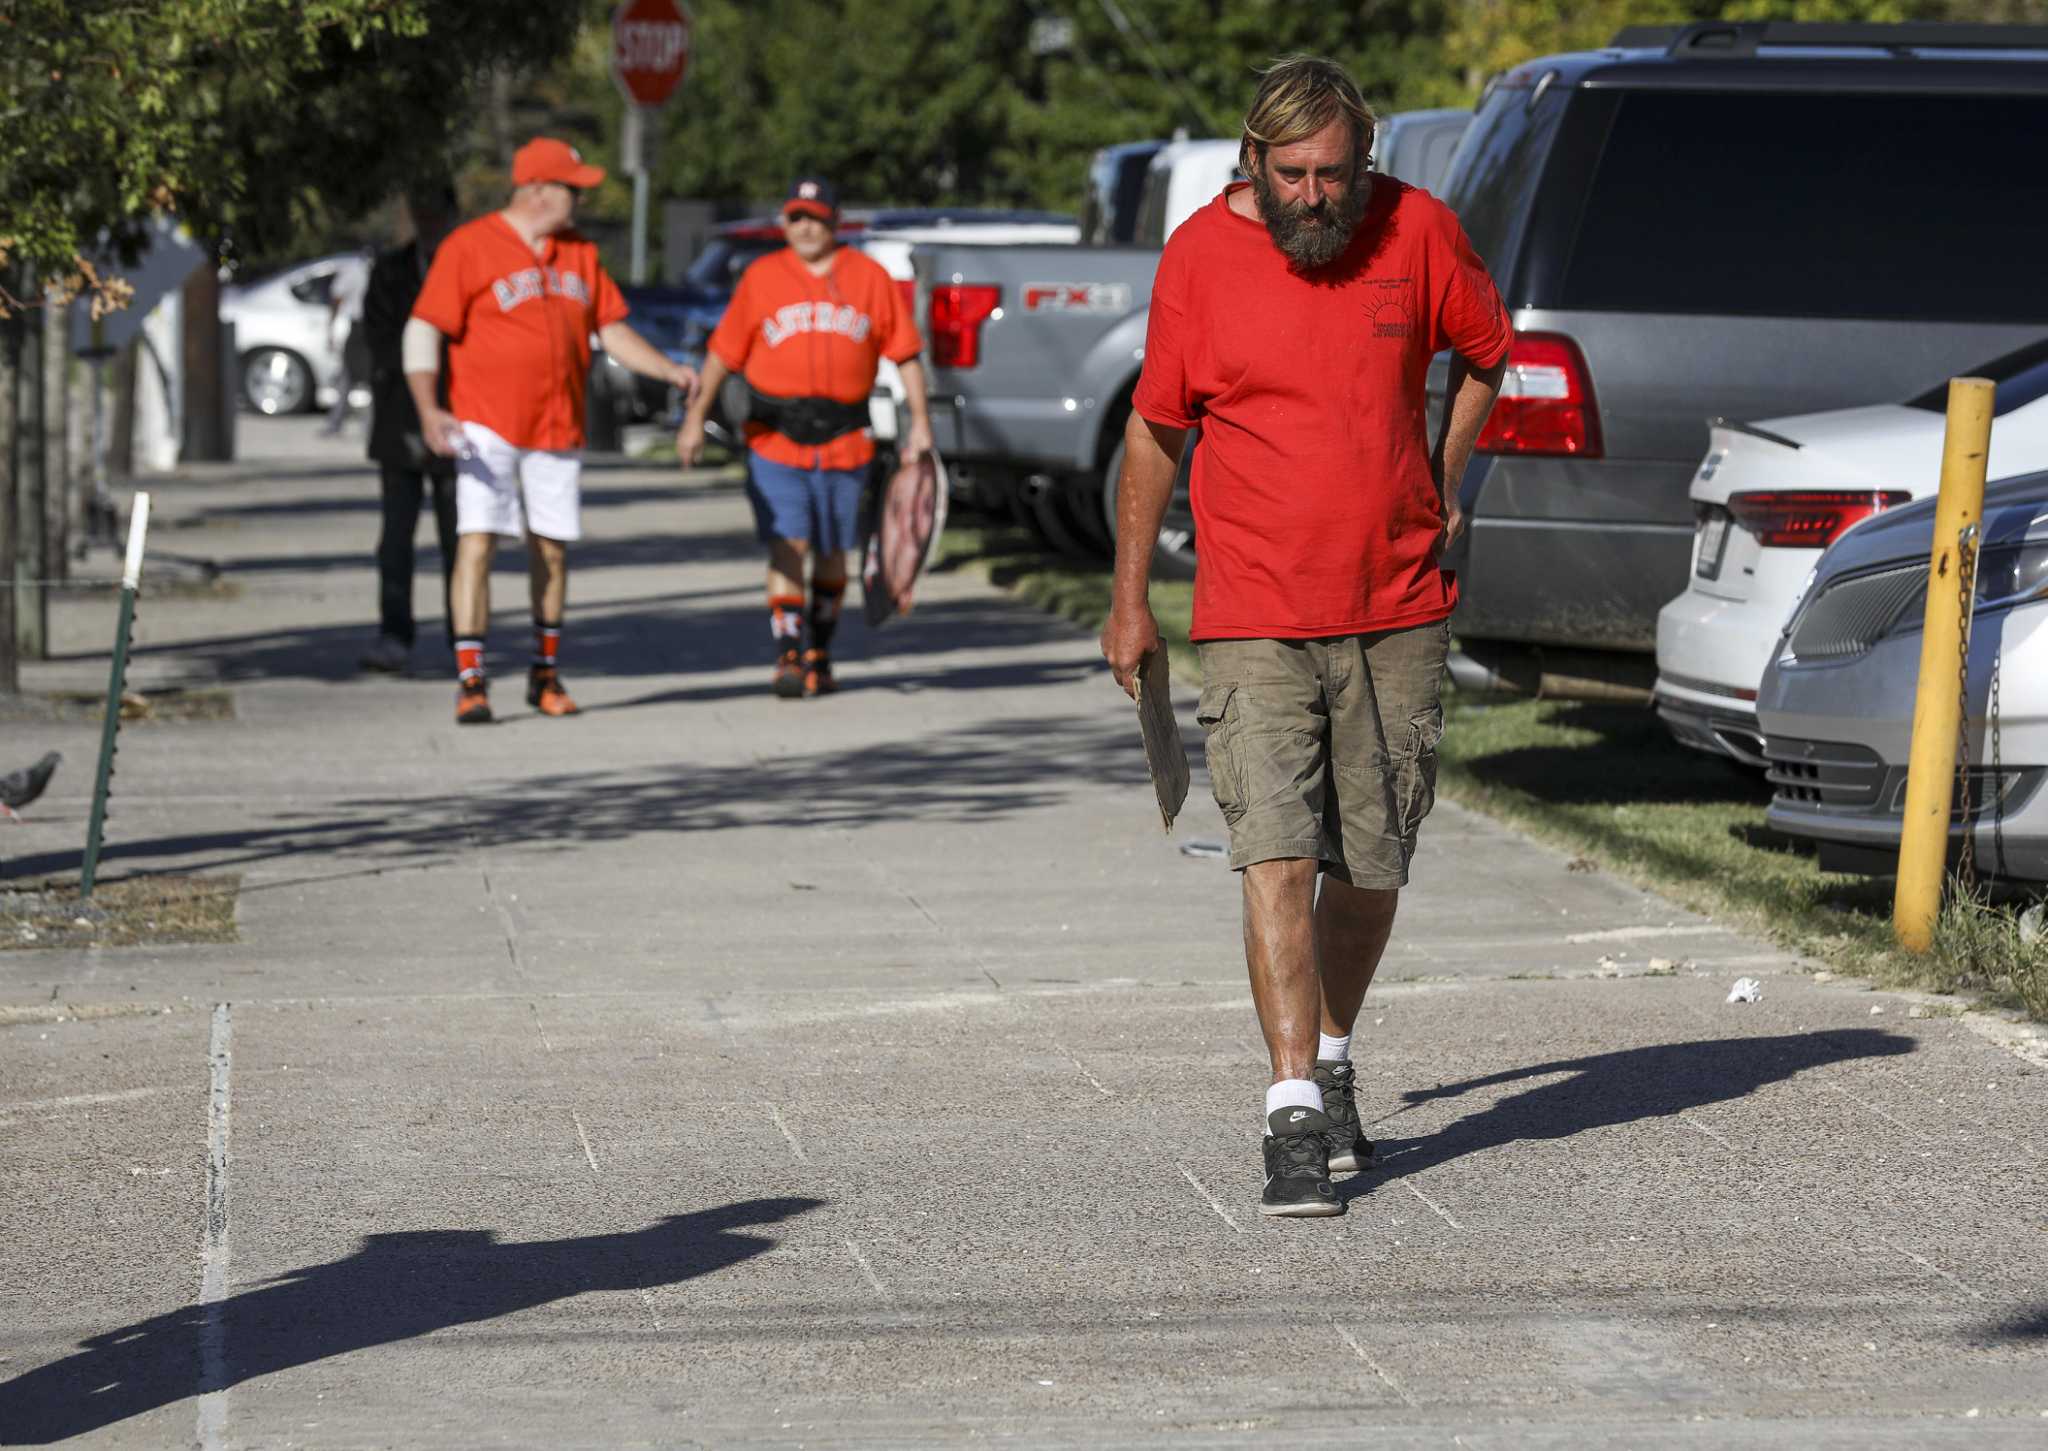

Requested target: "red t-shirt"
[
  {"left": 410, "top": 214, "right": 629, "bottom": 451},
  {"left": 708, "top": 246, "right": 921, "bottom": 471},
  {"left": 1132, "top": 179, "right": 1513, "bottom": 640}
]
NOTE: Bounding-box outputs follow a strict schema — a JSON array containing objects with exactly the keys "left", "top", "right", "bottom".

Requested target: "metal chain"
[
  {"left": 1954, "top": 521, "right": 1979, "bottom": 890},
  {"left": 1990, "top": 644, "right": 2007, "bottom": 882}
]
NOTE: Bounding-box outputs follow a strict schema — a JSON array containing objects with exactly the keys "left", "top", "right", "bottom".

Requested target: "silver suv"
[{"left": 1434, "top": 21, "right": 2048, "bottom": 693}]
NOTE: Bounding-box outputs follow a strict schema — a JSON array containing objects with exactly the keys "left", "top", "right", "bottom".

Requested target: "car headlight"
[{"left": 1972, "top": 539, "right": 2048, "bottom": 613}]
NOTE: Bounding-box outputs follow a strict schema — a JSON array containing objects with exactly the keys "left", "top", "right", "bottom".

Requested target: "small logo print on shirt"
[{"left": 1362, "top": 277, "right": 1414, "bottom": 339}]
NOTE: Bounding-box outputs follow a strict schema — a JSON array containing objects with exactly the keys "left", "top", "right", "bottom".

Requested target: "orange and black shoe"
[
  {"left": 802, "top": 648, "right": 837, "bottom": 697},
  {"left": 771, "top": 647, "right": 806, "bottom": 700},
  {"left": 455, "top": 677, "right": 493, "bottom": 725},
  {"left": 526, "top": 664, "right": 580, "bottom": 717}
]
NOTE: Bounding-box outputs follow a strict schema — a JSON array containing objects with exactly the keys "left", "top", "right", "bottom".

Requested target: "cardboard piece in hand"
[{"left": 1136, "top": 649, "right": 1191, "bottom": 832}]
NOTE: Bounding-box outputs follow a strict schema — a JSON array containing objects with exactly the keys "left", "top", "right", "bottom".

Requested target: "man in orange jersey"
[
  {"left": 404, "top": 137, "right": 699, "bottom": 725},
  {"left": 677, "top": 177, "right": 934, "bottom": 698}
]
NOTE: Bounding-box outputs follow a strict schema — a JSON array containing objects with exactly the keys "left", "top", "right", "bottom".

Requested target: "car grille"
[
  {"left": 1765, "top": 737, "right": 1888, "bottom": 809},
  {"left": 1784, "top": 563, "right": 1924, "bottom": 662}
]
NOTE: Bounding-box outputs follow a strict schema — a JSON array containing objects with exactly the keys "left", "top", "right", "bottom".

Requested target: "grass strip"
[
  {"left": 1, "top": 874, "right": 241, "bottom": 951},
  {"left": 938, "top": 515, "right": 2047, "bottom": 1020}
]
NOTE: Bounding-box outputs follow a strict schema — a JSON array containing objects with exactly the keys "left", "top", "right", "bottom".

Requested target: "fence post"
[
  {"left": 1893, "top": 377, "right": 1994, "bottom": 952},
  {"left": 81, "top": 491, "right": 150, "bottom": 899}
]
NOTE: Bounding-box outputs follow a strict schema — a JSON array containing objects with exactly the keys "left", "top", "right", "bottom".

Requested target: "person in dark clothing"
[{"left": 359, "top": 186, "right": 462, "bottom": 673}]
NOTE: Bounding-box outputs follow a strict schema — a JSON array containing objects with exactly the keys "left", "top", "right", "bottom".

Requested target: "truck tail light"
[
  {"left": 930, "top": 283, "right": 1000, "bottom": 369},
  {"left": 1475, "top": 333, "right": 1602, "bottom": 458},
  {"left": 1727, "top": 490, "right": 1912, "bottom": 549}
]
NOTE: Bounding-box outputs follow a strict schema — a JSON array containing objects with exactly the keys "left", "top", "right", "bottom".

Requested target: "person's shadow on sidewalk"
[
  {"left": 1347, "top": 1029, "right": 1913, "bottom": 1202},
  {"left": 0, "top": 1197, "right": 823, "bottom": 1445}
]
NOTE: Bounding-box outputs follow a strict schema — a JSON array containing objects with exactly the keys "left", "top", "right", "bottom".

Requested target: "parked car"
[
  {"left": 1078, "top": 141, "right": 1170, "bottom": 245},
  {"left": 1657, "top": 337, "right": 2048, "bottom": 765},
  {"left": 912, "top": 111, "right": 1468, "bottom": 562},
  {"left": 1757, "top": 468, "right": 2048, "bottom": 882},
  {"left": 1432, "top": 21, "right": 2048, "bottom": 698},
  {"left": 1372, "top": 107, "right": 1472, "bottom": 194},
  {"left": 220, "top": 252, "right": 368, "bottom": 414}
]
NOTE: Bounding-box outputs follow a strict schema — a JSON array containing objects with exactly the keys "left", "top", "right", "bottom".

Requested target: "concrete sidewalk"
[{"left": 1, "top": 417, "right": 2043, "bottom": 1448}]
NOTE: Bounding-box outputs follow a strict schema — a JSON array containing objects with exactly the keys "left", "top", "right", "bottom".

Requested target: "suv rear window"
[
  {"left": 1906, "top": 334, "right": 2048, "bottom": 414},
  {"left": 1557, "top": 90, "right": 2048, "bottom": 322}
]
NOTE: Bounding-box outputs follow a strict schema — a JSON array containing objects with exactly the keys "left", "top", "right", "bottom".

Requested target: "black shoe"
[
  {"left": 771, "top": 648, "right": 806, "bottom": 699},
  {"left": 1313, "top": 1060, "right": 1376, "bottom": 1173},
  {"left": 1261, "top": 1106, "right": 1341, "bottom": 1218}
]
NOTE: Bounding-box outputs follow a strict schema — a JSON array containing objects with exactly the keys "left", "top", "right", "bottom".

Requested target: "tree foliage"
[{"left": 0, "top": 0, "right": 581, "bottom": 306}]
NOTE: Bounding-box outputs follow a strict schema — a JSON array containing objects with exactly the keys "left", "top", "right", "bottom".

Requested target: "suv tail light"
[
  {"left": 929, "top": 283, "right": 1000, "bottom": 369},
  {"left": 1475, "top": 333, "right": 1602, "bottom": 458},
  {"left": 1727, "top": 490, "right": 1911, "bottom": 549}
]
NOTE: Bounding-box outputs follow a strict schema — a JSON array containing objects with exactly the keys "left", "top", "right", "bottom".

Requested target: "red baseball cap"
[{"left": 512, "top": 137, "right": 606, "bottom": 190}]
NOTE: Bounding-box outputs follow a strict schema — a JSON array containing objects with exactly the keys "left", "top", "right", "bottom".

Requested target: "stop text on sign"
[{"left": 616, "top": 20, "right": 686, "bottom": 72}]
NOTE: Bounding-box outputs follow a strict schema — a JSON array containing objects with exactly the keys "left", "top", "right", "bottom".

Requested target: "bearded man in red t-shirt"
[{"left": 1103, "top": 56, "right": 1511, "bottom": 1220}]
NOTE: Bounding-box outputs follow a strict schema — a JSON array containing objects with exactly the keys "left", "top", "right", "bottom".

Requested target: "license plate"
[{"left": 1695, "top": 512, "right": 1730, "bottom": 580}]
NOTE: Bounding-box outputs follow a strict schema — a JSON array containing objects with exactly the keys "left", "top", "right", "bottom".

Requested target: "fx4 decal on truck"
[{"left": 1023, "top": 282, "right": 1132, "bottom": 315}]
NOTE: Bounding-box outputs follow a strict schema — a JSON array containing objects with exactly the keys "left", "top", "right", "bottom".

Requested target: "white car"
[
  {"left": 219, "top": 252, "right": 368, "bottom": 415},
  {"left": 1655, "top": 336, "right": 2048, "bottom": 765},
  {"left": 855, "top": 221, "right": 1080, "bottom": 442}
]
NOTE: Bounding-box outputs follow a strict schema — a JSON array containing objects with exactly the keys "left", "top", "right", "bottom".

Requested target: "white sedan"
[
  {"left": 1655, "top": 337, "right": 2048, "bottom": 766},
  {"left": 219, "top": 252, "right": 368, "bottom": 415}
]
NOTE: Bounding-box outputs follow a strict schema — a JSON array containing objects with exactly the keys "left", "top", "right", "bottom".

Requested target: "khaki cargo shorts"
[{"left": 1195, "top": 620, "right": 1451, "bottom": 889}]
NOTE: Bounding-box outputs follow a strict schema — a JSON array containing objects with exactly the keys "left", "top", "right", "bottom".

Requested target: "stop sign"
[{"left": 611, "top": 0, "right": 691, "bottom": 109}]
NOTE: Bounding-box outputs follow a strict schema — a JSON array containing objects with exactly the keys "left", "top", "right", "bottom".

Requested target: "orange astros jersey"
[
  {"left": 411, "top": 213, "right": 629, "bottom": 451},
  {"left": 708, "top": 245, "right": 922, "bottom": 471}
]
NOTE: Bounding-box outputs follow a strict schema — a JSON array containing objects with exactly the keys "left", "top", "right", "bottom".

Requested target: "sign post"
[{"left": 610, "top": 0, "right": 692, "bottom": 284}]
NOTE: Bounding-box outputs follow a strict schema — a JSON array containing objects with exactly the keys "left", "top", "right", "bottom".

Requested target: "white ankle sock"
[
  {"left": 1317, "top": 1032, "right": 1351, "bottom": 1063},
  {"left": 1264, "top": 1077, "right": 1324, "bottom": 1131}
]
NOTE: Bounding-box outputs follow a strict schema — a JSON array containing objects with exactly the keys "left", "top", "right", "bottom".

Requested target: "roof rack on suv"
[{"left": 1609, "top": 21, "right": 2048, "bottom": 58}]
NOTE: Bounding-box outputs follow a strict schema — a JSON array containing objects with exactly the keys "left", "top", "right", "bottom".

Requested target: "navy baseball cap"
[{"left": 782, "top": 176, "right": 839, "bottom": 221}]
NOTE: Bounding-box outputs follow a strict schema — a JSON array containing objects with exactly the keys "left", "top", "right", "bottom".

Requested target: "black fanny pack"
[{"left": 747, "top": 388, "right": 870, "bottom": 446}]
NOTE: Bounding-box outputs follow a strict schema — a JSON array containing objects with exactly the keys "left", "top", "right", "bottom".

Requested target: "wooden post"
[
  {"left": 15, "top": 269, "right": 47, "bottom": 660},
  {"left": 44, "top": 288, "right": 70, "bottom": 582},
  {"left": 0, "top": 306, "right": 18, "bottom": 693},
  {"left": 1893, "top": 377, "right": 1995, "bottom": 952}
]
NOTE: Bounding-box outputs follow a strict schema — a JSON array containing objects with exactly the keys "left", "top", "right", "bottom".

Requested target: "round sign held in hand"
[{"left": 611, "top": 0, "right": 692, "bottom": 109}]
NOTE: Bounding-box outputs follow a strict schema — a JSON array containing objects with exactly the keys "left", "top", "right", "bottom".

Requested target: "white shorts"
[{"left": 454, "top": 421, "right": 583, "bottom": 541}]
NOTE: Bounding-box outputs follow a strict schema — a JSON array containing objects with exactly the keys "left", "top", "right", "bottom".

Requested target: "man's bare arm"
[
  {"left": 1100, "top": 411, "right": 1190, "bottom": 697},
  {"left": 1430, "top": 353, "right": 1507, "bottom": 546},
  {"left": 675, "top": 352, "right": 732, "bottom": 467},
  {"left": 597, "top": 320, "right": 699, "bottom": 396},
  {"left": 896, "top": 356, "right": 935, "bottom": 460}
]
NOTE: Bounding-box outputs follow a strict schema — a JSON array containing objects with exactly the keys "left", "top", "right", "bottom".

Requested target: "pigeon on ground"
[{"left": 0, "top": 751, "right": 61, "bottom": 821}]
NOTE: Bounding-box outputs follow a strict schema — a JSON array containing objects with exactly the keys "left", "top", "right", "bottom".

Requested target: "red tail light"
[
  {"left": 929, "top": 283, "right": 1000, "bottom": 369},
  {"left": 1726, "top": 490, "right": 1912, "bottom": 548},
  {"left": 1475, "top": 333, "right": 1602, "bottom": 458}
]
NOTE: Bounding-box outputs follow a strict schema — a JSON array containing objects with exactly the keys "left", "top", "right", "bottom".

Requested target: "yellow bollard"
[{"left": 1893, "top": 377, "right": 1995, "bottom": 952}]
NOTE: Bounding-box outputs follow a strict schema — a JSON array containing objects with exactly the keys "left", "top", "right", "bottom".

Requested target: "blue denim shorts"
[{"left": 746, "top": 454, "right": 867, "bottom": 553}]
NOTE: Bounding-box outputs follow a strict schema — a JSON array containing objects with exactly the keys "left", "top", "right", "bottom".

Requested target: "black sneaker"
[
  {"left": 1261, "top": 1106, "right": 1341, "bottom": 1218},
  {"left": 1313, "top": 1060, "right": 1376, "bottom": 1173}
]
